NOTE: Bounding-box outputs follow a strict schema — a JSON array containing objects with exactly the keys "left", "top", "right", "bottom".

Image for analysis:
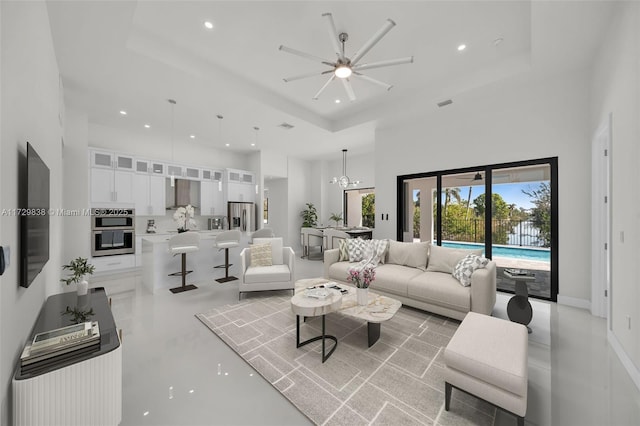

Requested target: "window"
[{"left": 344, "top": 187, "right": 375, "bottom": 228}]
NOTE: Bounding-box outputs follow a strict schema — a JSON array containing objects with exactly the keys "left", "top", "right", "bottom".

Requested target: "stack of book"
[{"left": 20, "top": 321, "right": 100, "bottom": 375}]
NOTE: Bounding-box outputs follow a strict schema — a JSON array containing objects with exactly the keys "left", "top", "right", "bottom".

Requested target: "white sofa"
[{"left": 323, "top": 241, "right": 496, "bottom": 321}]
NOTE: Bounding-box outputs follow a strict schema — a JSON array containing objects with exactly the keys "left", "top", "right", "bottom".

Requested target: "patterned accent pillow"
[
  {"left": 338, "top": 239, "right": 350, "bottom": 261},
  {"left": 250, "top": 243, "right": 273, "bottom": 267},
  {"left": 347, "top": 238, "right": 369, "bottom": 262},
  {"left": 452, "top": 254, "right": 489, "bottom": 286},
  {"left": 369, "top": 239, "right": 389, "bottom": 265}
]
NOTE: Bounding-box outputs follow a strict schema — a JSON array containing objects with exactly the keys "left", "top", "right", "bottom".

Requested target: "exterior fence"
[{"left": 441, "top": 218, "right": 548, "bottom": 247}]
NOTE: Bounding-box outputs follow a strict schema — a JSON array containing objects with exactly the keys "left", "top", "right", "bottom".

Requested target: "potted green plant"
[
  {"left": 329, "top": 212, "right": 343, "bottom": 228},
  {"left": 300, "top": 203, "right": 318, "bottom": 227},
  {"left": 61, "top": 257, "right": 95, "bottom": 296}
]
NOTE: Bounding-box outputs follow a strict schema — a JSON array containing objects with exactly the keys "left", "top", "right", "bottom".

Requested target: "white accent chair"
[
  {"left": 167, "top": 232, "right": 201, "bottom": 293},
  {"left": 239, "top": 237, "right": 295, "bottom": 300},
  {"left": 249, "top": 227, "right": 275, "bottom": 243},
  {"left": 323, "top": 229, "right": 350, "bottom": 250},
  {"left": 214, "top": 230, "right": 241, "bottom": 283}
]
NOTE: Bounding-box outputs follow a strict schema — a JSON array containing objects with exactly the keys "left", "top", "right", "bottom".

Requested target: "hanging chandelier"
[{"left": 329, "top": 149, "right": 361, "bottom": 189}]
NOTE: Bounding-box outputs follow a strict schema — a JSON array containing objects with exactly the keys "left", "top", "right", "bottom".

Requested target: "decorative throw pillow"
[
  {"left": 426, "top": 245, "right": 483, "bottom": 274},
  {"left": 347, "top": 238, "right": 369, "bottom": 262},
  {"left": 250, "top": 243, "right": 272, "bottom": 267},
  {"left": 387, "top": 240, "right": 430, "bottom": 269},
  {"left": 338, "top": 239, "right": 350, "bottom": 261},
  {"left": 452, "top": 254, "right": 489, "bottom": 286},
  {"left": 369, "top": 239, "right": 389, "bottom": 265},
  {"left": 253, "top": 237, "right": 283, "bottom": 265}
]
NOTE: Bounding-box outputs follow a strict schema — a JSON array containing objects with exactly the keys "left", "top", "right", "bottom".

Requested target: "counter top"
[
  {"left": 141, "top": 232, "right": 222, "bottom": 244},
  {"left": 137, "top": 229, "right": 225, "bottom": 238}
]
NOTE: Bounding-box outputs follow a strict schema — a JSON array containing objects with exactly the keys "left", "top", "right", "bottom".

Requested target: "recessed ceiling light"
[
  {"left": 251, "top": 143, "right": 255, "bottom": 147},
  {"left": 335, "top": 99, "right": 341, "bottom": 104},
  {"left": 457, "top": 44, "right": 466, "bottom": 51},
  {"left": 225, "top": 143, "right": 230, "bottom": 147},
  {"left": 119, "top": 110, "right": 127, "bottom": 115},
  {"left": 190, "top": 134, "right": 195, "bottom": 139},
  {"left": 144, "top": 124, "right": 151, "bottom": 128},
  {"left": 204, "top": 21, "right": 214, "bottom": 30}
]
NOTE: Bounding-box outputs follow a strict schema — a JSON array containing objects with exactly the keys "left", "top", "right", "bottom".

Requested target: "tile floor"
[{"left": 94, "top": 255, "right": 640, "bottom": 425}]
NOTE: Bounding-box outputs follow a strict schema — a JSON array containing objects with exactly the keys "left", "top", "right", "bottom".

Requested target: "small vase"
[
  {"left": 77, "top": 279, "right": 89, "bottom": 296},
  {"left": 356, "top": 288, "right": 369, "bottom": 306}
]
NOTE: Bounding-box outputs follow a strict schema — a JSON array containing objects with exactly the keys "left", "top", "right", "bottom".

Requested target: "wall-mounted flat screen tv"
[{"left": 21, "top": 142, "right": 50, "bottom": 288}]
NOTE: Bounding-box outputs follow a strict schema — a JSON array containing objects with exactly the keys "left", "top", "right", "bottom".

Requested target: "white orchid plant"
[{"left": 173, "top": 204, "right": 196, "bottom": 232}]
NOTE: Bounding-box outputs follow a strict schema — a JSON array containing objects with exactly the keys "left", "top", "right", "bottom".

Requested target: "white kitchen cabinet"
[
  {"left": 91, "top": 254, "right": 135, "bottom": 273},
  {"left": 114, "top": 155, "right": 134, "bottom": 171},
  {"left": 134, "top": 174, "right": 166, "bottom": 216},
  {"left": 184, "top": 167, "right": 200, "bottom": 180},
  {"left": 136, "top": 236, "right": 143, "bottom": 266},
  {"left": 91, "top": 169, "right": 134, "bottom": 205},
  {"left": 200, "top": 180, "right": 225, "bottom": 216},
  {"left": 90, "top": 150, "right": 115, "bottom": 169}
]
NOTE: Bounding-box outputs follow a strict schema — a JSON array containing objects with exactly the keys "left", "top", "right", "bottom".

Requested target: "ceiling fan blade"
[
  {"left": 350, "top": 18, "right": 396, "bottom": 65},
  {"left": 279, "top": 45, "right": 334, "bottom": 66},
  {"left": 312, "top": 75, "right": 336, "bottom": 100},
  {"left": 283, "top": 70, "right": 327, "bottom": 82},
  {"left": 353, "top": 56, "right": 414, "bottom": 71},
  {"left": 353, "top": 73, "right": 393, "bottom": 91},
  {"left": 322, "top": 13, "right": 343, "bottom": 60},
  {"left": 341, "top": 78, "right": 356, "bottom": 102}
]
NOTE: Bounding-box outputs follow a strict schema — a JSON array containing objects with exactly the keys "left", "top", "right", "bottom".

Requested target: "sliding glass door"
[{"left": 398, "top": 158, "right": 557, "bottom": 301}]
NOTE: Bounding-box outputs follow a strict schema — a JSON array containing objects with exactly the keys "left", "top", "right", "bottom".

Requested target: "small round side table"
[{"left": 505, "top": 270, "right": 536, "bottom": 334}]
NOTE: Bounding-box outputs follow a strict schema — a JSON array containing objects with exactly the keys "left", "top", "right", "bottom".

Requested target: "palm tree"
[{"left": 443, "top": 187, "right": 461, "bottom": 216}]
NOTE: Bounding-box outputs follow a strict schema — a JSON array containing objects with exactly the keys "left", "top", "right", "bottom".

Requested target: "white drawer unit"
[{"left": 91, "top": 254, "right": 136, "bottom": 273}]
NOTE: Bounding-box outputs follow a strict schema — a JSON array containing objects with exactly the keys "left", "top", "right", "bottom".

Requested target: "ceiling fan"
[{"left": 279, "top": 13, "right": 414, "bottom": 101}]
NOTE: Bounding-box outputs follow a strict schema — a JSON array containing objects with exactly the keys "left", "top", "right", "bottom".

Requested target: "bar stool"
[
  {"left": 214, "top": 230, "right": 241, "bottom": 283},
  {"left": 168, "top": 232, "right": 201, "bottom": 294}
]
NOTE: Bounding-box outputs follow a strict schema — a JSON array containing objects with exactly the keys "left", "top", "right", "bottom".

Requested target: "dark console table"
[{"left": 13, "top": 287, "right": 122, "bottom": 425}]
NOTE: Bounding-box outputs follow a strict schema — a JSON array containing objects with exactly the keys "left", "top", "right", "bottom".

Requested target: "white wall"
[
  {"left": 265, "top": 178, "right": 288, "bottom": 243},
  {"left": 590, "top": 2, "right": 640, "bottom": 377},
  {"left": 287, "top": 157, "right": 312, "bottom": 252},
  {"left": 0, "top": 2, "right": 64, "bottom": 422},
  {"left": 62, "top": 109, "right": 90, "bottom": 261},
  {"left": 89, "top": 123, "right": 249, "bottom": 170},
  {"left": 376, "top": 71, "right": 592, "bottom": 302}
]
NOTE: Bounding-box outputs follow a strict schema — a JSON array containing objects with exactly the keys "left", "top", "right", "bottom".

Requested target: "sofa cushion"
[
  {"left": 250, "top": 243, "right": 272, "bottom": 267},
  {"left": 347, "top": 238, "right": 370, "bottom": 262},
  {"left": 408, "top": 272, "right": 470, "bottom": 311},
  {"left": 328, "top": 260, "right": 353, "bottom": 283},
  {"left": 368, "top": 264, "right": 422, "bottom": 297},
  {"left": 253, "top": 237, "right": 284, "bottom": 265},
  {"left": 452, "top": 254, "right": 489, "bottom": 286},
  {"left": 244, "top": 264, "right": 291, "bottom": 284},
  {"left": 426, "top": 245, "right": 482, "bottom": 274},
  {"left": 387, "top": 241, "right": 430, "bottom": 270}
]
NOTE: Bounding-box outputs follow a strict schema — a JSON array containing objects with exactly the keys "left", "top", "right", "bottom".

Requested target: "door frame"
[{"left": 591, "top": 114, "right": 612, "bottom": 319}]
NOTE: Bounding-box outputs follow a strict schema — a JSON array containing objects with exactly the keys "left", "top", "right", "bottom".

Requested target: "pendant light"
[
  {"left": 168, "top": 99, "right": 177, "bottom": 187},
  {"left": 329, "top": 149, "right": 361, "bottom": 189}
]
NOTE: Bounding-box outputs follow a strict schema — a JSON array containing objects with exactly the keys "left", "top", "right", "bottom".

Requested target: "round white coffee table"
[{"left": 290, "top": 285, "right": 342, "bottom": 363}]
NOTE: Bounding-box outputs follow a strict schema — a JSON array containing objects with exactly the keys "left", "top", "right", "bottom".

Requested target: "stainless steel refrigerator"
[{"left": 227, "top": 202, "right": 256, "bottom": 232}]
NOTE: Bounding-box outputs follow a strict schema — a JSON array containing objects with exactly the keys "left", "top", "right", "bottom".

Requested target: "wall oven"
[{"left": 91, "top": 208, "right": 135, "bottom": 257}]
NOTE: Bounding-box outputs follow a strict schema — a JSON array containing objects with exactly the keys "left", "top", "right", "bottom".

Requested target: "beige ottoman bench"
[{"left": 444, "top": 312, "right": 528, "bottom": 426}]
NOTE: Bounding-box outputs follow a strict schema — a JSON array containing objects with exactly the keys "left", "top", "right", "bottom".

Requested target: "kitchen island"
[{"left": 141, "top": 231, "right": 250, "bottom": 294}]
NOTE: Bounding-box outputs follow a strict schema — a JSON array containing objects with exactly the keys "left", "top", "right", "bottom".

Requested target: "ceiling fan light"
[{"left": 334, "top": 65, "right": 352, "bottom": 79}]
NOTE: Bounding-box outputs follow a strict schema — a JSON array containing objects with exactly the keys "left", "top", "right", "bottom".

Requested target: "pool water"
[{"left": 441, "top": 241, "right": 550, "bottom": 262}]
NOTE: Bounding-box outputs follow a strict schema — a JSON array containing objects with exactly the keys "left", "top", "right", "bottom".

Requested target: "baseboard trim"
[
  {"left": 608, "top": 330, "right": 640, "bottom": 392},
  {"left": 557, "top": 295, "right": 591, "bottom": 310}
]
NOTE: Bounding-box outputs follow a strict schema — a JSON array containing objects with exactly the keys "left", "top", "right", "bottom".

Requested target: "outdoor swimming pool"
[{"left": 441, "top": 241, "right": 550, "bottom": 262}]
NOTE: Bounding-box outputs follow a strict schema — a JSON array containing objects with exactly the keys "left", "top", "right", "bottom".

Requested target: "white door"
[
  {"left": 149, "top": 175, "right": 166, "bottom": 215},
  {"left": 90, "top": 168, "right": 114, "bottom": 204},
  {"left": 133, "top": 174, "right": 150, "bottom": 215},
  {"left": 114, "top": 171, "right": 134, "bottom": 203}
]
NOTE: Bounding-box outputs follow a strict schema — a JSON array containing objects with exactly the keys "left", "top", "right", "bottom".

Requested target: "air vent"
[
  {"left": 437, "top": 99, "right": 453, "bottom": 108},
  {"left": 278, "top": 122, "right": 295, "bottom": 130}
]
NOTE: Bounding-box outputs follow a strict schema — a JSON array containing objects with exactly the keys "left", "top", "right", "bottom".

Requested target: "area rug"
[{"left": 196, "top": 292, "right": 497, "bottom": 426}]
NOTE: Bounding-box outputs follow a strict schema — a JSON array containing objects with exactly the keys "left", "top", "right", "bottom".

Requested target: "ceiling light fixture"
[
  {"left": 457, "top": 44, "right": 466, "bottom": 51},
  {"left": 334, "top": 64, "right": 352, "bottom": 79},
  {"left": 144, "top": 124, "right": 151, "bottom": 128},
  {"left": 225, "top": 143, "right": 230, "bottom": 147},
  {"left": 329, "top": 149, "right": 361, "bottom": 189},
  {"left": 252, "top": 126, "right": 259, "bottom": 147},
  {"left": 119, "top": 110, "right": 127, "bottom": 115},
  {"left": 204, "top": 21, "right": 214, "bottom": 30},
  {"left": 190, "top": 134, "right": 195, "bottom": 139},
  {"left": 168, "top": 99, "right": 177, "bottom": 187},
  {"left": 335, "top": 99, "right": 341, "bottom": 104}
]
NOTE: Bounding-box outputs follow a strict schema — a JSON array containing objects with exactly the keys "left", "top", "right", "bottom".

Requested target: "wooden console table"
[{"left": 13, "top": 287, "right": 122, "bottom": 425}]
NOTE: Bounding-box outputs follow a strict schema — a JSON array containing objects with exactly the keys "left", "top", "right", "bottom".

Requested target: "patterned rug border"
[{"left": 195, "top": 292, "right": 497, "bottom": 426}]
